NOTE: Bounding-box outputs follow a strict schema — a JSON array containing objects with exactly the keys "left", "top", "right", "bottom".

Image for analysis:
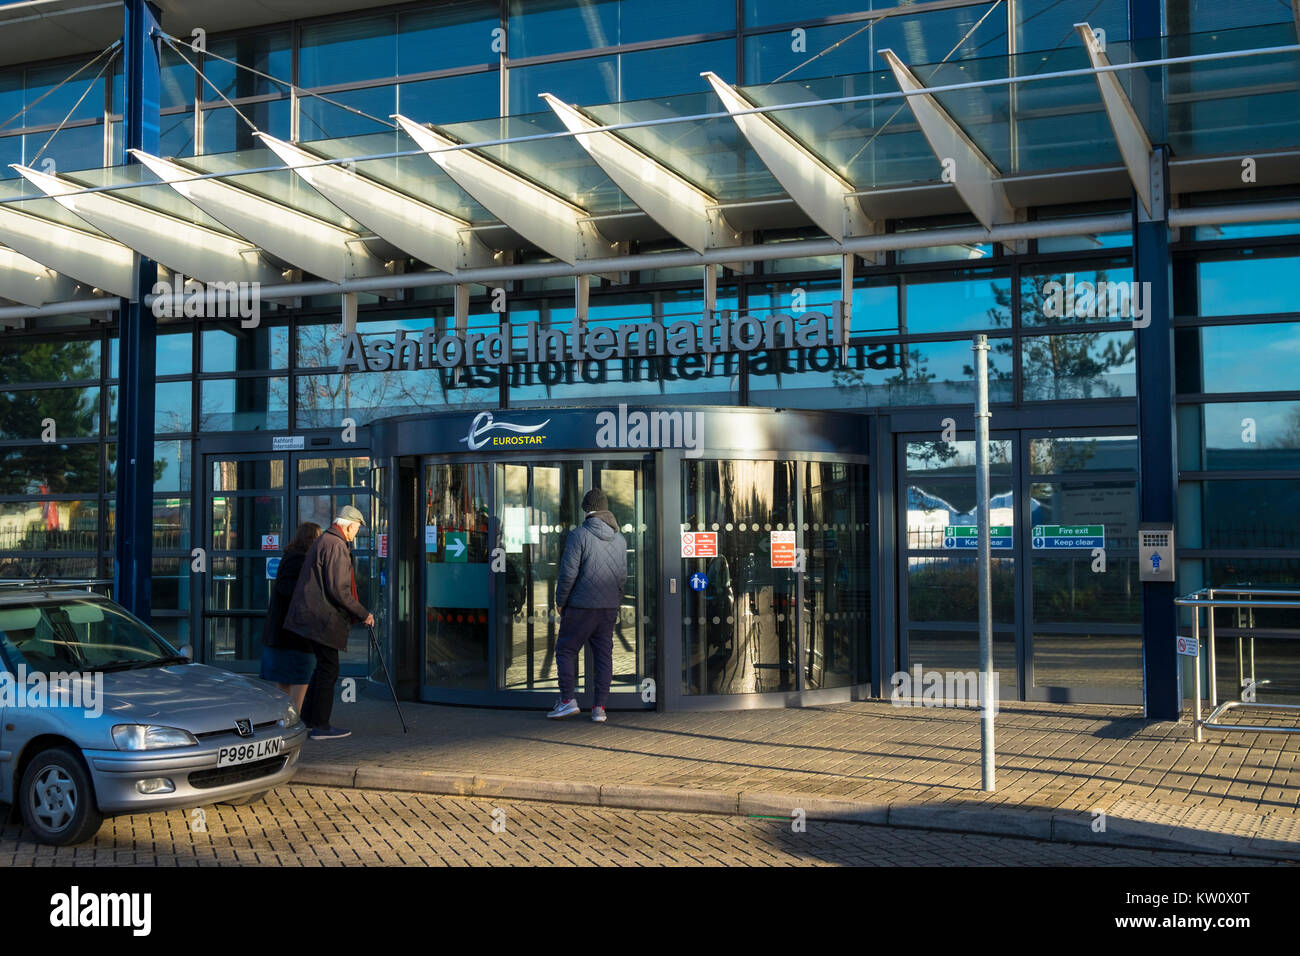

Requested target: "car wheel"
[
  {"left": 19, "top": 747, "right": 104, "bottom": 846},
  {"left": 221, "top": 790, "right": 268, "bottom": 806}
]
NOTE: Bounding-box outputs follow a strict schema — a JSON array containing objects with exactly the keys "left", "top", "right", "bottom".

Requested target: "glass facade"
[
  {"left": 1174, "top": 239, "right": 1300, "bottom": 702},
  {"left": 3, "top": 0, "right": 1300, "bottom": 709}
]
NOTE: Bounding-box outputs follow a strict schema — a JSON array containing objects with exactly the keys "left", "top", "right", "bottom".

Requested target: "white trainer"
[
  {"left": 547, "top": 698, "right": 580, "bottom": 719},
  {"left": 591, "top": 706, "right": 607, "bottom": 723}
]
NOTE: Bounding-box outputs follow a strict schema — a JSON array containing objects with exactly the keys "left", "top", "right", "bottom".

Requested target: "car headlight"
[
  {"left": 281, "top": 702, "right": 301, "bottom": 728},
  {"left": 111, "top": 724, "right": 199, "bottom": 751}
]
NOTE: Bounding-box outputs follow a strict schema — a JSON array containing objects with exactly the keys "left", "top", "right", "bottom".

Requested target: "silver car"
[{"left": 0, "top": 585, "right": 307, "bottom": 845}]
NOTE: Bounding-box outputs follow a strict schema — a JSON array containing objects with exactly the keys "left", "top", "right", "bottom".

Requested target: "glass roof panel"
[
  {"left": 302, "top": 130, "right": 496, "bottom": 225},
  {"left": 182, "top": 147, "right": 368, "bottom": 233},
  {"left": 0, "top": 178, "right": 113, "bottom": 237},
  {"left": 583, "top": 90, "right": 785, "bottom": 204},
  {"left": 61, "top": 165, "right": 240, "bottom": 237},
  {"left": 1159, "top": 23, "right": 1300, "bottom": 158},
  {"left": 740, "top": 72, "right": 937, "bottom": 190},
  {"left": 437, "top": 111, "right": 628, "bottom": 214},
  {"left": 1004, "top": 45, "right": 1121, "bottom": 175}
]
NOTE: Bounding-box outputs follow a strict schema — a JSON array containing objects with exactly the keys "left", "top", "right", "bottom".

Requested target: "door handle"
[{"left": 670, "top": 577, "right": 677, "bottom": 594}]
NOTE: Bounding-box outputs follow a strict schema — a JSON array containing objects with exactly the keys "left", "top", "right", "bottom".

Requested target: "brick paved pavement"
[
  {"left": 0, "top": 785, "right": 1285, "bottom": 866},
  {"left": 289, "top": 695, "right": 1300, "bottom": 858}
]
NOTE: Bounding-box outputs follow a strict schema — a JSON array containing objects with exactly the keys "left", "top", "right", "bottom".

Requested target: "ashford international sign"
[{"left": 339, "top": 310, "right": 841, "bottom": 372}]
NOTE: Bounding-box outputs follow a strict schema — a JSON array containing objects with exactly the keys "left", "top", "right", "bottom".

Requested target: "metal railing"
[{"left": 1175, "top": 587, "right": 1300, "bottom": 742}]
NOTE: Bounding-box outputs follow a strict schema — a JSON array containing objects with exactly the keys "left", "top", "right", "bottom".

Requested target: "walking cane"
[{"left": 368, "top": 624, "right": 408, "bottom": 733}]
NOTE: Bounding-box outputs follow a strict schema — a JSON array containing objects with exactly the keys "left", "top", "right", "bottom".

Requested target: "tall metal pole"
[
  {"left": 115, "top": 0, "right": 161, "bottom": 620},
  {"left": 973, "top": 334, "right": 995, "bottom": 791}
]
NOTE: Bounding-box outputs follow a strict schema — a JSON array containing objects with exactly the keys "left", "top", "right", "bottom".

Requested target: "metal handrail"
[
  {"left": 1175, "top": 587, "right": 1300, "bottom": 741},
  {"left": 1198, "top": 587, "right": 1300, "bottom": 598}
]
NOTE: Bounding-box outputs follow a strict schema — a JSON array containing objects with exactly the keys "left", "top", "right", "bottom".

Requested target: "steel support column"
[
  {"left": 1132, "top": 0, "right": 1180, "bottom": 720},
  {"left": 116, "top": 0, "right": 161, "bottom": 620}
]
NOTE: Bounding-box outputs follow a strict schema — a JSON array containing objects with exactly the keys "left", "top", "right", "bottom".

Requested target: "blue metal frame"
[
  {"left": 114, "top": 0, "right": 162, "bottom": 620},
  {"left": 1131, "top": 0, "right": 1179, "bottom": 720}
]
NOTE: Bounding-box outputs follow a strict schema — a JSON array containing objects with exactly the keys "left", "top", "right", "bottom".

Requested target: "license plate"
[{"left": 216, "top": 737, "right": 283, "bottom": 767}]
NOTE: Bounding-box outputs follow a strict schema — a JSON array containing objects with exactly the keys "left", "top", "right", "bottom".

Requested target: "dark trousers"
[
  {"left": 302, "top": 642, "right": 340, "bottom": 729},
  {"left": 556, "top": 607, "right": 618, "bottom": 707}
]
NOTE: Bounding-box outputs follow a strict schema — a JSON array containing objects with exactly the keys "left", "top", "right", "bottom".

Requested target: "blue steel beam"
[
  {"left": 115, "top": 0, "right": 161, "bottom": 621},
  {"left": 1131, "top": 0, "right": 1180, "bottom": 720}
]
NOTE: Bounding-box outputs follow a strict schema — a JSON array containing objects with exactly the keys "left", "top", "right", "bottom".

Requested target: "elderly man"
[{"left": 284, "top": 504, "right": 374, "bottom": 740}]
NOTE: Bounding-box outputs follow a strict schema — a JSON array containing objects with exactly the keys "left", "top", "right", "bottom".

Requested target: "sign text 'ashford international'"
[{"left": 338, "top": 310, "right": 841, "bottom": 372}]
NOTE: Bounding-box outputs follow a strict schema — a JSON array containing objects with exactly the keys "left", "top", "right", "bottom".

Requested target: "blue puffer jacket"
[{"left": 555, "top": 511, "right": 628, "bottom": 609}]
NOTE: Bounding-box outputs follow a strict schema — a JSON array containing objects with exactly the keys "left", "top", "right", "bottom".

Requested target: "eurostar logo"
[{"left": 459, "top": 411, "right": 551, "bottom": 451}]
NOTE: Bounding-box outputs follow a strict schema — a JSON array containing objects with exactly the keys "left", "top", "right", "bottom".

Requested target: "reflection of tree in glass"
[
  {"left": 0, "top": 342, "right": 99, "bottom": 495},
  {"left": 1279, "top": 407, "right": 1300, "bottom": 449},
  {"left": 833, "top": 346, "right": 938, "bottom": 405},
  {"left": 1029, "top": 438, "right": 1098, "bottom": 474},
  {"left": 292, "top": 320, "right": 482, "bottom": 427},
  {"left": 908, "top": 438, "right": 961, "bottom": 470},
  {"left": 985, "top": 272, "right": 1134, "bottom": 400}
]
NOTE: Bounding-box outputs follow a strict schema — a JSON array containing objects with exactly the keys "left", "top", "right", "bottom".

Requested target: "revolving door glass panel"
[
  {"left": 424, "top": 462, "right": 492, "bottom": 689},
  {"left": 496, "top": 457, "right": 655, "bottom": 698},
  {"left": 802, "top": 461, "right": 871, "bottom": 690},
  {"left": 591, "top": 458, "right": 657, "bottom": 699},
  {"left": 498, "top": 461, "right": 584, "bottom": 692},
  {"left": 681, "top": 459, "right": 798, "bottom": 695}
]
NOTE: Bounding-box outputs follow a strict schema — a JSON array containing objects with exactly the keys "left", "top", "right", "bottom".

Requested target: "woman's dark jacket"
[{"left": 263, "top": 550, "right": 312, "bottom": 652}]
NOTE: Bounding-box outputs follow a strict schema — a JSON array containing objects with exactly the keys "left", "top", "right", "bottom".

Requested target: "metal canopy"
[
  {"left": 4, "top": 23, "right": 1300, "bottom": 315},
  {"left": 542, "top": 92, "right": 741, "bottom": 254},
  {"left": 879, "top": 49, "right": 1016, "bottom": 230},
  {"left": 129, "top": 149, "right": 391, "bottom": 283},
  {"left": 0, "top": 199, "right": 136, "bottom": 298},
  {"left": 1074, "top": 23, "right": 1157, "bottom": 218},
  {"left": 256, "top": 132, "right": 499, "bottom": 275},
  {"left": 12, "top": 163, "right": 284, "bottom": 287},
  {"left": 394, "top": 114, "right": 620, "bottom": 266},
  {"left": 0, "top": 245, "right": 80, "bottom": 307},
  {"left": 702, "top": 72, "right": 878, "bottom": 241}
]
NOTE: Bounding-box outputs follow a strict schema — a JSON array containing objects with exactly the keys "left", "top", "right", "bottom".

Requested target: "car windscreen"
[{"left": 0, "top": 600, "right": 178, "bottom": 674}]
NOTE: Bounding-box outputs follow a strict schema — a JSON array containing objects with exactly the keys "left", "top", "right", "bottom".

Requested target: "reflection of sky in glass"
[
  {"left": 1194, "top": 222, "right": 1300, "bottom": 242},
  {"left": 1195, "top": 323, "right": 1300, "bottom": 393},
  {"left": 1204, "top": 402, "right": 1300, "bottom": 450},
  {"left": 906, "top": 276, "right": 1008, "bottom": 334},
  {"left": 155, "top": 381, "right": 191, "bottom": 433},
  {"left": 151, "top": 440, "right": 192, "bottom": 494},
  {"left": 113, "top": 333, "right": 192, "bottom": 377},
  {"left": 1199, "top": 256, "right": 1300, "bottom": 317},
  {"left": 200, "top": 327, "right": 287, "bottom": 373},
  {"left": 198, "top": 378, "right": 289, "bottom": 432},
  {"left": 1038, "top": 232, "right": 1132, "bottom": 253}
]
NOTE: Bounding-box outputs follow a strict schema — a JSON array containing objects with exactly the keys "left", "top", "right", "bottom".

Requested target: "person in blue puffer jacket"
[{"left": 547, "top": 488, "right": 628, "bottom": 723}]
